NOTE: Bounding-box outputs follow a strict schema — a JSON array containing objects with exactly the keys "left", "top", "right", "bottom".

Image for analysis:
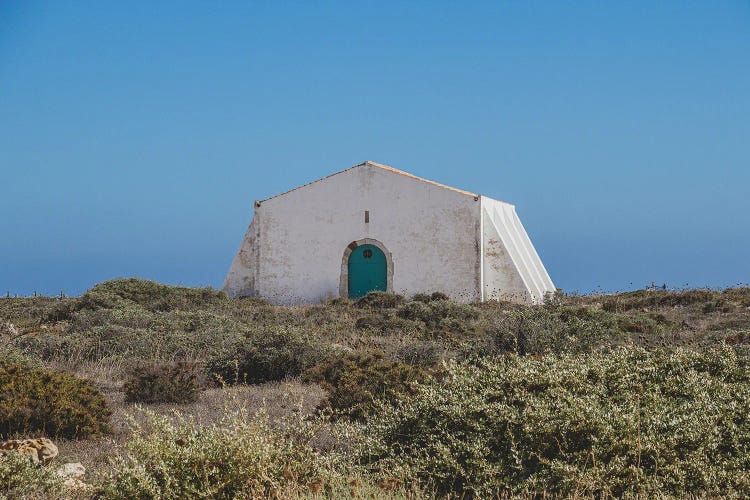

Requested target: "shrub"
[
  {"left": 722, "top": 287, "right": 750, "bottom": 307},
  {"left": 702, "top": 299, "right": 732, "bottom": 314},
  {"left": 46, "top": 278, "right": 227, "bottom": 321},
  {"left": 354, "top": 314, "right": 423, "bottom": 335},
  {"left": 303, "top": 304, "right": 352, "bottom": 328},
  {"left": 395, "top": 301, "right": 431, "bottom": 322},
  {"left": 601, "top": 289, "right": 720, "bottom": 313},
  {"left": 102, "top": 408, "right": 343, "bottom": 499},
  {"left": 543, "top": 288, "right": 564, "bottom": 306},
  {"left": 0, "top": 297, "right": 65, "bottom": 328},
  {"left": 359, "top": 346, "right": 750, "bottom": 498},
  {"left": 615, "top": 313, "right": 663, "bottom": 334},
  {"left": 327, "top": 297, "right": 353, "bottom": 307},
  {"left": 87, "top": 278, "right": 227, "bottom": 312},
  {"left": 124, "top": 362, "right": 202, "bottom": 404},
  {"left": 412, "top": 292, "right": 449, "bottom": 303},
  {"left": 0, "top": 452, "right": 63, "bottom": 498},
  {"left": 304, "top": 352, "right": 428, "bottom": 420},
  {"left": 355, "top": 292, "right": 405, "bottom": 310},
  {"left": 18, "top": 310, "right": 249, "bottom": 368},
  {"left": 395, "top": 340, "right": 443, "bottom": 367},
  {"left": 209, "top": 327, "right": 328, "bottom": 385},
  {"left": 481, "top": 306, "right": 631, "bottom": 356},
  {"left": 397, "top": 300, "right": 479, "bottom": 332},
  {"left": 354, "top": 314, "right": 383, "bottom": 330},
  {"left": 0, "top": 360, "right": 110, "bottom": 439},
  {"left": 228, "top": 297, "right": 277, "bottom": 324}
]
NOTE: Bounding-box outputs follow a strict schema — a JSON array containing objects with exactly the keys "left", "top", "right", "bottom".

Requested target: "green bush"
[
  {"left": 359, "top": 346, "right": 750, "bottom": 497},
  {"left": 227, "top": 297, "right": 277, "bottom": 324},
  {"left": 124, "top": 362, "right": 202, "bottom": 404},
  {"left": 395, "top": 301, "right": 431, "bottom": 322},
  {"left": 395, "top": 340, "right": 443, "bottom": 367},
  {"left": 355, "top": 291, "right": 405, "bottom": 310},
  {"left": 18, "top": 309, "right": 249, "bottom": 367},
  {"left": 412, "top": 292, "right": 449, "bottom": 303},
  {"left": 0, "top": 360, "right": 110, "bottom": 439},
  {"left": 326, "top": 297, "right": 353, "bottom": 307},
  {"left": 304, "top": 352, "right": 428, "bottom": 420},
  {"left": 479, "top": 306, "right": 636, "bottom": 356},
  {"left": 722, "top": 287, "right": 750, "bottom": 307},
  {"left": 615, "top": 313, "right": 664, "bottom": 334},
  {"left": 354, "top": 314, "right": 423, "bottom": 335},
  {"left": 209, "top": 327, "right": 328, "bottom": 385},
  {"left": 85, "top": 278, "right": 227, "bottom": 312},
  {"left": 47, "top": 278, "right": 227, "bottom": 322},
  {"left": 601, "top": 289, "right": 722, "bottom": 313},
  {"left": 397, "top": 300, "right": 479, "bottom": 333},
  {"left": 702, "top": 299, "right": 732, "bottom": 314},
  {"left": 101, "top": 408, "right": 342, "bottom": 499},
  {"left": 0, "top": 452, "right": 64, "bottom": 498}
]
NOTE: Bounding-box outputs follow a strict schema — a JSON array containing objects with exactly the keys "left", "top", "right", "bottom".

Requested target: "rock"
[
  {"left": 330, "top": 343, "right": 355, "bottom": 354},
  {"left": 63, "top": 476, "right": 89, "bottom": 489},
  {"left": 57, "top": 462, "right": 93, "bottom": 490},
  {"left": 0, "top": 438, "right": 59, "bottom": 465},
  {"left": 56, "top": 462, "right": 90, "bottom": 489},
  {"left": 1, "top": 321, "right": 18, "bottom": 336},
  {"left": 57, "top": 462, "right": 85, "bottom": 480}
]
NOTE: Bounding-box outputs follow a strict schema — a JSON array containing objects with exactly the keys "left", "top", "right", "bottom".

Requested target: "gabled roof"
[{"left": 261, "top": 160, "right": 478, "bottom": 203}]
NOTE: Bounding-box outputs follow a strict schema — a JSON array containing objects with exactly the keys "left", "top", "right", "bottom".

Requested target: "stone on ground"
[{"left": 0, "top": 438, "right": 59, "bottom": 465}]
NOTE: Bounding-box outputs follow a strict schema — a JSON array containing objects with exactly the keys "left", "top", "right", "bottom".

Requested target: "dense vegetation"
[
  {"left": 0, "top": 359, "right": 110, "bottom": 440},
  {"left": 1, "top": 278, "right": 749, "bottom": 498},
  {"left": 359, "top": 347, "right": 750, "bottom": 497},
  {"left": 0, "top": 452, "right": 64, "bottom": 499},
  {"left": 124, "top": 362, "right": 202, "bottom": 404},
  {"left": 303, "top": 351, "right": 428, "bottom": 420}
]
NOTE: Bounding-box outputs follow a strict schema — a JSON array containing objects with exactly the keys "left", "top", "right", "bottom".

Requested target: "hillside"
[{"left": 2, "top": 279, "right": 750, "bottom": 498}]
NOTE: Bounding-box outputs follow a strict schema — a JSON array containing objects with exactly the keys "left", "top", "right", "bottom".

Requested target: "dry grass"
[{"left": 53, "top": 380, "right": 326, "bottom": 484}]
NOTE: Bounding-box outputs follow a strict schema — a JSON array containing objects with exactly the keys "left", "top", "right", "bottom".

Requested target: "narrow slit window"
[{"left": 365, "top": 210, "right": 369, "bottom": 223}]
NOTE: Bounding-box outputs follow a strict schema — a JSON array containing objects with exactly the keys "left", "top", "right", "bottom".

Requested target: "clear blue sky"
[{"left": 1, "top": 1, "right": 748, "bottom": 296}]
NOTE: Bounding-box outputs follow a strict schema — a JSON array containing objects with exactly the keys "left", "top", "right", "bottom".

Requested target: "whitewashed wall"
[{"left": 224, "top": 162, "right": 483, "bottom": 304}]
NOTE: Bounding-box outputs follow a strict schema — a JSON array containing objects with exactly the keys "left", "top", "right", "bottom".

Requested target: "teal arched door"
[{"left": 347, "top": 244, "right": 387, "bottom": 299}]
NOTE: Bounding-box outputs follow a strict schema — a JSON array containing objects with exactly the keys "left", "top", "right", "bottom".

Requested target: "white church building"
[{"left": 223, "top": 161, "right": 555, "bottom": 305}]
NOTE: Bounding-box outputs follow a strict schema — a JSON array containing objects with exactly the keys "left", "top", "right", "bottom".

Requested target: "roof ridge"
[
  {"left": 362, "top": 161, "right": 478, "bottom": 198},
  {"left": 260, "top": 160, "right": 478, "bottom": 203}
]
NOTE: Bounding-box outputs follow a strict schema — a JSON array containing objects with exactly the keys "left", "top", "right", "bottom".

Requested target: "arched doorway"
[
  {"left": 339, "top": 238, "right": 394, "bottom": 299},
  {"left": 347, "top": 244, "right": 387, "bottom": 299}
]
